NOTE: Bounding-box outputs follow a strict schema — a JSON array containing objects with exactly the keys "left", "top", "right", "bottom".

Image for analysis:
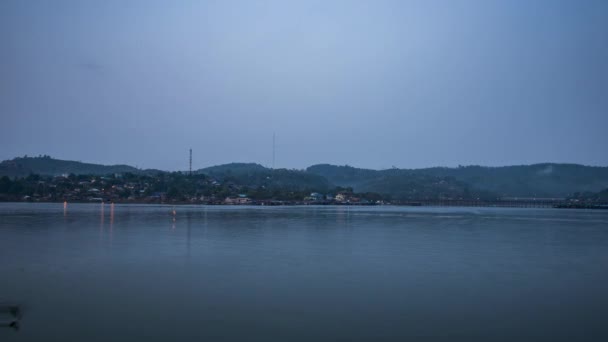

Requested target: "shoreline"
[{"left": 3, "top": 199, "right": 606, "bottom": 209}]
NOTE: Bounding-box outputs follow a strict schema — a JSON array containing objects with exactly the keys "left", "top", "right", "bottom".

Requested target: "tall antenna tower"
[
  {"left": 189, "top": 148, "right": 192, "bottom": 175},
  {"left": 272, "top": 133, "right": 275, "bottom": 169}
]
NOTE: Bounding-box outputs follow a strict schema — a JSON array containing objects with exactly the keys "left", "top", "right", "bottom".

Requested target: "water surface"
[{"left": 1, "top": 203, "right": 608, "bottom": 341}]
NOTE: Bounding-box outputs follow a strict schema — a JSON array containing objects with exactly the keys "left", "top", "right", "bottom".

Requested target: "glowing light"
[
  {"left": 100, "top": 202, "right": 104, "bottom": 225},
  {"left": 171, "top": 207, "right": 176, "bottom": 231},
  {"left": 110, "top": 202, "right": 114, "bottom": 240}
]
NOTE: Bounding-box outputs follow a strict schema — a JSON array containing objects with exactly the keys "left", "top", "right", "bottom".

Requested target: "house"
[
  {"left": 225, "top": 196, "right": 252, "bottom": 205},
  {"left": 335, "top": 192, "right": 350, "bottom": 202},
  {"left": 310, "top": 192, "right": 324, "bottom": 201}
]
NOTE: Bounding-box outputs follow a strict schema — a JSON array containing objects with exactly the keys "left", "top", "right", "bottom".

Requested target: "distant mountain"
[
  {"left": 307, "top": 163, "right": 608, "bottom": 198},
  {"left": 197, "top": 163, "right": 331, "bottom": 192},
  {"left": 305, "top": 164, "right": 494, "bottom": 200},
  {"left": 412, "top": 164, "right": 608, "bottom": 198},
  {"left": 198, "top": 163, "right": 493, "bottom": 200},
  {"left": 3, "top": 156, "right": 607, "bottom": 200},
  {"left": 197, "top": 163, "right": 268, "bottom": 177},
  {"left": 305, "top": 164, "right": 379, "bottom": 189},
  {"left": 0, "top": 156, "right": 141, "bottom": 177},
  {"left": 354, "top": 173, "right": 496, "bottom": 201}
]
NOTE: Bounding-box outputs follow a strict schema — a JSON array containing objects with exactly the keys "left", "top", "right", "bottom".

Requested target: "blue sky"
[{"left": 1, "top": 0, "right": 607, "bottom": 170}]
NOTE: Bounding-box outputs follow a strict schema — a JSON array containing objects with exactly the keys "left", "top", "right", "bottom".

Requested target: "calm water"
[{"left": 1, "top": 203, "right": 608, "bottom": 341}]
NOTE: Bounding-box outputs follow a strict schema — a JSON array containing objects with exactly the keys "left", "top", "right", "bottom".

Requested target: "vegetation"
[
  {"left": 0, "top": 155, "right": 141, "bottom": 177},
  {"left": 3, "top": 157, "right": 608, "bottom": 201},
  {"left": 567, "top": 188, "right": 608, "bottom": 203},
  {"left": 198, "top": 163, "right": 331, "bottom": 192},
  {"left": 308, "top": 163, "right": 608, "bottom": 198},
  {"left": 0, "top": 171, "right": 386, "bottom": 204}
]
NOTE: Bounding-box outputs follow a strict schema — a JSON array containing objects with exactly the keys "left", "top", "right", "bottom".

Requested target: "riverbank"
[{"left": 3, "top": 199, "right": 607, "bottom": 209}]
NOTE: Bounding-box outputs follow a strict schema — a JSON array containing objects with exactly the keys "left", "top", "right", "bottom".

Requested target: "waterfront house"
[
  {"left": 225, "top": 196, "right": 252, "bottom": 205},
  {"left": 335, "top": 192, "right": 350, "bottom": 202},
  {"left": 310, "top": 192, "right": 324, "bottom": 201}
]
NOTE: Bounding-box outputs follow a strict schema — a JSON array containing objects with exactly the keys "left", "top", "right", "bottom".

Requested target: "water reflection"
[
  {"left": 99, "top": 202, "right": 104, "bottom": 242},
  {"left": 171, "top": 206, "right": 176, "bottom": 231},
  {"left": 186, "top": 213, "right": 191, "bottom": 257},
  {"left": 335, "top": 205, "right": 351, "bottom": 226},
  {"left": 110, "top": 203, "right": 114, "bottom": 241}
]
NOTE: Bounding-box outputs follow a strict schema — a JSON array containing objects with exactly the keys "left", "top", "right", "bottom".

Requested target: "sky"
[{"left": 1, "top": 0, "right": 607, "bottom": 171}]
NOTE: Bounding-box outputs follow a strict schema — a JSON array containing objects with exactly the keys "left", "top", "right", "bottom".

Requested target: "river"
[{"left": 1, "top": 203, "right": 607, "bottom": 341}]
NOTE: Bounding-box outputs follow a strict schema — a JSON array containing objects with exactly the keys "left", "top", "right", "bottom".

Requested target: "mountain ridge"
[
  {"left": 3, "top": 156, "right": 608, "bottom": 198},
  {"left": 306, "top": 163, "right": 608, "bottom": 198}
]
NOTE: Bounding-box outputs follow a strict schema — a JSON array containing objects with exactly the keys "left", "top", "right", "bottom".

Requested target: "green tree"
[{"left": 0, "top": 176, "right": 12, "bottom": 193}]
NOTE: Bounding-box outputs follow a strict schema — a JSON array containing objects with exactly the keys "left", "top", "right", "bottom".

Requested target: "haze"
[{"left": 1, "top": 0, "right": 607, "bottom": 171}]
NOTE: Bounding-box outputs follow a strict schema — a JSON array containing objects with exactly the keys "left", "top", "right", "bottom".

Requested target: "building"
[
  {"left": 309, "top": 192, "right": 324, "bottom": 201},
  {"left": 335, "top": 192, "right": 350, "bottom": 202},
  {"left": 224, "top": 195, "right": 252, "bottom": 205}
]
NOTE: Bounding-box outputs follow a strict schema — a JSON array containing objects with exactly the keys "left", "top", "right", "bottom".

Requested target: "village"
[{"left": 0, "top": 173, "right": 384, "bottom": 206}]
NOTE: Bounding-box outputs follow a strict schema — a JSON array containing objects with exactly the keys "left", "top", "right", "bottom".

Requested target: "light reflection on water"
[
  {"left": 1, "top": 203, "right": 608, "bottom": 341},
  {"left": 110, "top": 203, "right": 114, "bottom": 242}
]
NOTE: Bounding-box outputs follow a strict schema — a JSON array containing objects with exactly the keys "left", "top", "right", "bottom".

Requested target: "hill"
[
  {"left": 3, "top": 156, "right": 608, "bottom": 200},
  {"left": 305, "top": 164, "right": 495, "bottom": 200},
  {"left": 307, "top": 163, "right": 608, "bottom": 198},
  {"left": 197, "top": 163, "right": 268, "bottom": 177},
  {"left": 0, "top": 156, "right": 141, "bottom": 177},
  {"left": 198, "top": 163, "right": 332, "bottom": 193}
]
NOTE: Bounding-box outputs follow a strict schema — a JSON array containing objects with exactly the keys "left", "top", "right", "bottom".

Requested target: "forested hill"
[
  {"left": 197, "top": 163, "right": 268, "bottom": 177},
  {"left": 197, "top": 163, "right": 332, "bottom": 192},
  {"left": 307, "top": 163, "right": 608, "bottom": 198},
  {"left": 3, "top": 157, "right": 608, "bottom": 199},
  {"left": 0, "top": 156, "right": 141, "bottom": 177},
  {"left": 196, "top": 163, "right": 494, "bottom": 200}
]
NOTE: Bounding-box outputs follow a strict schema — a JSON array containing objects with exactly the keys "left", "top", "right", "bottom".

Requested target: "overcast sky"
[{"left": 1, "top": 0, "right": 607, "bottom": 170}]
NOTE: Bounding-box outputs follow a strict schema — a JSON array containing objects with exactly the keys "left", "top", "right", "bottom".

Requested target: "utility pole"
[{"left": 189, "top": 148, "right": 192, "bottom": 176}]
